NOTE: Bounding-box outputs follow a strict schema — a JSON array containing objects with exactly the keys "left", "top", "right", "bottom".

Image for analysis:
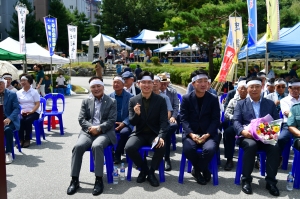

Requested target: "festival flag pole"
[{"left": 67, "top": 24, "right": 78, "bottom": 86}]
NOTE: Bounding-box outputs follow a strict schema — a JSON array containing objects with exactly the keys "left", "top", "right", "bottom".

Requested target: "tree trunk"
[{"left": 208, "top": 37, "right": 214, "bottom": 78}]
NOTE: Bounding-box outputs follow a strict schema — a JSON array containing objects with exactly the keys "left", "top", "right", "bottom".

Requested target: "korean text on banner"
[
  {"left": 67, "top": 25, "right": 77, "bottom": 60},
  {"left": 266, "top": 0, "right": 280, "bottom": 42},
  {"left": 229, "top": 17, "right": 243, "bottom": 51},
  {"left": 247, "top": 0, "right": 257, "bottom": 47},
  {"left": 44, "top": 17, "right": 58, "bottom": 56},
  {"left": 218, "top": 21, "right": 236, "bottom": 83},
  {"left": 16, "top": 5, "right": 29, "bottom": 53}
]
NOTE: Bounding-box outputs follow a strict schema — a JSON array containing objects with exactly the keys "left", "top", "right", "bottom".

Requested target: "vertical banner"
[
  {"left": 15, "top": 5, "right": 29, "bottom": 53},
  {"left": 67, "top": 25, "right": 77, "bottom": 60},
  {"left": 229, "top": 17, "right": 243, "bottom": 51},
  {"left": 44, "top": 17, "right": 58, "bottom": 56},
  {"left": 266, "top": 0, "right": 280, "bottom": 42},
  {"left": 247, "top": 0, "right": 257, "bottom": 47}
]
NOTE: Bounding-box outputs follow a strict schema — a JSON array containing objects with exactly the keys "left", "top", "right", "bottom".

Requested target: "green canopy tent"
[{"left": 0, "top": 48, "right": 25, "bottom": 60}]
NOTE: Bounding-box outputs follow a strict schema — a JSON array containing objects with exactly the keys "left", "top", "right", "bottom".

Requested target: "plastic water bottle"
[
  {"left": 103, "top": 158, "right": 106, "bottom": 174},
  {"left": 120, "top": 163, "right": 125, "bottom": 180},
  {"left": 113, "top": 166, "right": 119, "bottom": 184},
  {"left": 286, "top": 172, "right": 294, "bottom": 191}
]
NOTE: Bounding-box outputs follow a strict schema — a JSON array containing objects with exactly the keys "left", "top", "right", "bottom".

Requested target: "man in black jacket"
[{"left": 125, "top": 71, "right": 169, "bottom": 187}]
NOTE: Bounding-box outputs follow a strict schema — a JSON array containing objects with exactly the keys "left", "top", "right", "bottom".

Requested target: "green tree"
[
  {"left": 162, "top": 1, "right": 247, "bottom": 78},
  {"left": 95, "top": 0, "right": 172, "bottom": 42},
  {"left": 7, "top": 0, "right": 46, "bottom": 45},
  {"left": 49, "top": 0, "right": 73, "bottom": 54}
]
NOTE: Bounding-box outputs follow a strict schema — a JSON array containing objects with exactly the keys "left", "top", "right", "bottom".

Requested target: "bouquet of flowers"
[{"left": 243, "top": 114, "right": 282, "bottom": 145}]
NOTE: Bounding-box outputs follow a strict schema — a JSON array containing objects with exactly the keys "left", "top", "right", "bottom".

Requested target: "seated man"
[
  {"left": 0, "top": 78, "right": 20, "bottom": 164},
  {"left": 2, "top": 73, "right": 17, "bottom": 92},
  {"left": 122, "top": 71, "right": 141, "bottom": 96},
  {"left": 181, "top": 69, "right": 220, "bottom": 185},
  {"left": 265, "top": 78, "right": 287, "bottom": 113},
  {"left": 287, "top": 103, "right": 300, "bottom": 152},
  {"left": 233, "top": 77, "right": 280, "bottom": 196},
  {"left": 263, "top": 78, "right": 275, "bottom": 97},
  {"left": 158, "top": 73, "right": 179, "bottom": 171},
  {"left": 67, "top": 77, "right": 117, "bottom": 196},
  {"left": 109, "top": 76, "right": 134, "bottom": 164},
  {"left": 279, "top": 78, "right": 300, "bottom": 156},
  {"left": 125, "top": 71, "right": 169, "bottom": 187},
  {"left": 56, "top": 74, "right": 66, "bottom": 88},
  {"left": 223, "top": 80, "right": 247, "bottom": 171}
]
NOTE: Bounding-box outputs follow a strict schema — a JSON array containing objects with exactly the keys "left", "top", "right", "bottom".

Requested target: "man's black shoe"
[
  {"left": 241, "top": 181, "right": 253, "bottom": 194},
  {"left": 203, "top": 169, "right": 211, "bottom": 182},
  {"left": 147, "top": 173, "right": 159, "bottom": 187},
  {"left": 254, "top": 160, "right": 260, "bottom": 170},
  {"left": 266, "top": 183, "right": 280, "bottom": 196},
  {"left": 191, "top": 168, "right": 206, "bottom": 185},
  {"left": 137, "top": 171, "right": 148, "bottom": 183},
  {"left": 92, "top": 178, "right": 104, "bottom": 196},
  {"left": 67, "top": 179, "right": 80, "bottom": 195},
  {"left": 165, "top": 159, "right": 172, "bottom": 171},
  {"left": 224, "top": 160, "right": 234, "bottom": 171}
]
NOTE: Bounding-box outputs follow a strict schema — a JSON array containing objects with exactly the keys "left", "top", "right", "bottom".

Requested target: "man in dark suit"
[
  {"left": 233, "top": 77, "right": 280, "bottom": 196},
  {"left": 109, "top": 76, "right": 134, "bottom": 164},
  {"left": 180, "top": 69, "right": 220, "bottom": 185},
  {"left": 0, "top": 78, "right": 20, "bottom": 164},
  {"left": 125, "top": 71, "right": 169, "bottom": 187},
  {"left": 158, "top": 73, "right": 179, "bottom": 171},
  {"left": 67, "top": 77, "right": 117, "bottom": 196},
  {"left": 122, "top": 71, "right": 141, "bottom": 96}
]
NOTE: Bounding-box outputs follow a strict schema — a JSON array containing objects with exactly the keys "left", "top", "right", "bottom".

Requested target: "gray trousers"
[{"left": 71, "top": 132, "right": 111, "bottom": 177}]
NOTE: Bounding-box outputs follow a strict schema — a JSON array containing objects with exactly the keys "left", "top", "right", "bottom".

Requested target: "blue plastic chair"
[
  {"left": 292, "top": 147, "right": 300, "bottom": 189},
  {"left": 281, "top": 138, "right": 293, "bottom": 170},
  {"left": 43, "top": 93, "right": 65, "bottom": 135},
  {"left": 235, "top": 148, "right": 266, "bottom": 185},
  {"left": 126, "top": 146, "right": 165, "bottom": 182},
  {"left": 279, "top": 111, "right": 283, "bottom": 119},
  {"left": 53, "top": 88, "right": 64, "bottom": 95},
  {"left": 89, "top": 145, "right": 114, "bottom": 184},
  {"left": 177, "top": 93, "right": 183, "bottom": 134},
  {"left": 178, "top": 148, "right": 219, "bottom": 185}
]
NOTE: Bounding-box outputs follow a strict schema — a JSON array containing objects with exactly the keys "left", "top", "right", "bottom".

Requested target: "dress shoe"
[
  {"left": 92, "top": 178, "right": 104, "bottom": 196},
  {"left": 165, "top": 159, "right": 172, "bottom": 171},
  {"left": 266, "top": 183, "right": 280, "bottom": 196},
  {"left": 241, "top": 181, "right": 253, "bottom": 194},
  {"left": 67, "top": 179, "right": 80, "bottom": 195},
  {"left": 202, "top": 169, "right": 211, "bottom": 182},
  {"left": 191, "top": 168, "right": 206, "bottom": 185},
  {"left": 136, "top": 171, "right": 148, "bottom": 183},
  {"left": 224, "top": 160, "right": 234, "bottom": 171},
  {"left": 147, "top": 173, "right": 159, "bottom": 187},
  {"left": 23, "top": 140, "right": 30, "bottom": 148}
]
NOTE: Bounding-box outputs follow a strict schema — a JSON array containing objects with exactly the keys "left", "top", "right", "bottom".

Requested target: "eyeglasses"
[
  {"left": 276, "top": 86, "right": 286, "bottom": 89},
  {"left": 290, "top": 87, "right": 300, "bottom": 91}
]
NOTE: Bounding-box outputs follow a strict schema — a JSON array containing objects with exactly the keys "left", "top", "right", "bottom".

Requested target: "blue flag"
[
  {"left": 247, "top": 0, "right": 257, "bottom": 47},
  {"left": 44, "top": 17, "right": 58, "bottom": 56}
]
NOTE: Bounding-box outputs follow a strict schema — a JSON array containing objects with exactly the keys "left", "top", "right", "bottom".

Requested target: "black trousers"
[
  {"left": 223, "top": 126, "right": 236, "bottom": 159},
  {"left": 115, "top": 126, "right": 132, "bottom": 160},
  {"left": 294, "top": 139, "right": 300, "bottom": 151},
  {"left": 239, "top": 138, "right": 280, "bottom": 184},
  {"left": 19, "top": 112, "right": 40, "bottom": 141},
  {"left": 165, "top": 122, "right": 178, "bottom": 160},
  {"left": 125, "top": 132, "right": 165, "bottom": 170},
  {"left": 182, "top": 137, "right": 217, "bottom": 172}
]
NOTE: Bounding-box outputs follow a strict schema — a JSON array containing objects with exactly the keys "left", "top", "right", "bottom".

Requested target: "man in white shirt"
[
  {"left": 56, "top": 74, "right": 66, "bottom": 88},
  {"left": 279, "top": 78, "right": 300, "bottom": 153},
  {"left": 265, "top": 78, "right": 288, "bottom": 113},
  {"left": 260, "top": 62, "right": 275, "bottom": 80},
  {"left": 121, "top": 71, "right": 141, "bottom": 95}
]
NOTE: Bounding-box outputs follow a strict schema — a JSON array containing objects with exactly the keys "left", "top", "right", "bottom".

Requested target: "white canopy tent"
[
  {"left": 81, "top": 33, "right": 121, "bottom": 47},
  {"left": 0, "top": 37, "right": 69, "bottom": 64},
  {"left": 117, "top": 40, "right": 132, "bottom": 50},
  {"left": 126, "top": 29, "right": 174, "bottom": 44},
  {"left": 153, "top": 43, "right": 189, "bottom": 52}
]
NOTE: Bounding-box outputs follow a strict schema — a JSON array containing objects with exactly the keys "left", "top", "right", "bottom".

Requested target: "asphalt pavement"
[{"left": 6, "top": 76, "right": 299, "bottom": 199}]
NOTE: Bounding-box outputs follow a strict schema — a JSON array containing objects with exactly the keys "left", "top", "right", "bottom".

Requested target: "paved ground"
[{"left": 6, "top": 76, "right": 300, "bottom": 199}]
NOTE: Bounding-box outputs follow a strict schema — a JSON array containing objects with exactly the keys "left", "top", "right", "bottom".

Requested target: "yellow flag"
[
  {"left": 226, "top": 63, "right": 235, "bottom": 82},
  {"left": 266, "top": 0, "right": 280, "bottom": 42}
]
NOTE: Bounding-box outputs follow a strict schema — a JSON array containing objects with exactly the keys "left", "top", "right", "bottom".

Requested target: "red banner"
[{"left": 219, "top": 46, "right": 235, "bottom": 82}]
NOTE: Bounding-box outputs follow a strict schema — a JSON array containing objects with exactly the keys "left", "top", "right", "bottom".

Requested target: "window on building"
[{"left": 70, "top": 5, "right": 73, "bottom": 9}]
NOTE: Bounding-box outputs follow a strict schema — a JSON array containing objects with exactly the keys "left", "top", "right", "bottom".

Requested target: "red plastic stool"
[{"left": 43, "top": 109, "right": 59, "bottom": 129}]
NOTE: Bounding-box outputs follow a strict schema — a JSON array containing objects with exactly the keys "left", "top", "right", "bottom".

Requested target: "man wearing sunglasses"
[{"left": 265, "top": 78, "right": 288, "bottom": 113}]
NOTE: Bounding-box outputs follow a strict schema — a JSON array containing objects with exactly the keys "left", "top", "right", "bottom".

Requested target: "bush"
[
  {"left": 129, "top": 64, "right": 137, "bottom": 71},
  {"left": 150, "top": 56, "right": 161, "bottom": 66}
]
